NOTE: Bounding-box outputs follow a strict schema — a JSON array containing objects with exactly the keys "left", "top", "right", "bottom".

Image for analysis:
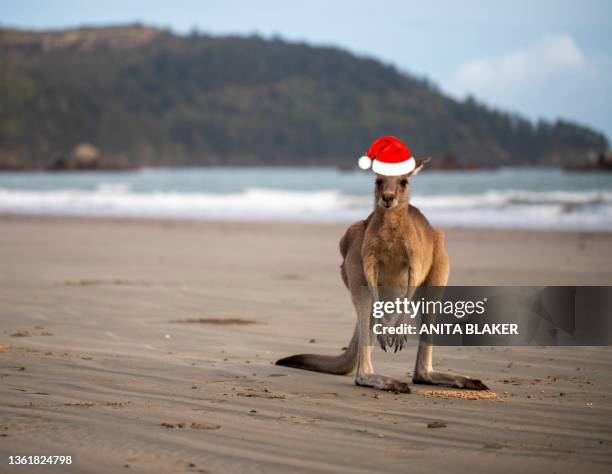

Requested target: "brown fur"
[{"left": 277, "top": 158, "right": 487, "bottom": 392}]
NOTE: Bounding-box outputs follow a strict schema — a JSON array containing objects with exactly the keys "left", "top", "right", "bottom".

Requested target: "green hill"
[{"left": 0, "top": 25, "right": 608, "bottom": 169}]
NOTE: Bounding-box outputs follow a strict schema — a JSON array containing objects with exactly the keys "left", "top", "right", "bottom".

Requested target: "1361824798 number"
[{"left": 8, "top": 455, "right": 73, "bottom": 465}]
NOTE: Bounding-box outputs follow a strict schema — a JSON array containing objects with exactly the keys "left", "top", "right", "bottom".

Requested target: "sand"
[{"left": 1, "top": 215, "right": 611, "bottom": 473}]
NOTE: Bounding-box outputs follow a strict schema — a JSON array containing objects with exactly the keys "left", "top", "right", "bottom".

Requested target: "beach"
[{"left": 1, "top": 215, "right": 612, "bottom": 473}]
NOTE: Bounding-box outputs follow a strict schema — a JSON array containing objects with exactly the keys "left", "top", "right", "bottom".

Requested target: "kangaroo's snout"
[{"left": 381, "top": 192, "right": 395, "bottom": 208}]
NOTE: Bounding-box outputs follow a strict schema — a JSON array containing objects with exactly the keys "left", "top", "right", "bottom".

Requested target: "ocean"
[{"left": 0, "top": 167, "right": 611, "bottom": 230}]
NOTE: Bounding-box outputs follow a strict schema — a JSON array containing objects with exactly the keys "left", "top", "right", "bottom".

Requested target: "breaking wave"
[{"left": 0, "top": 185, "right": 610, "bottom": 230}]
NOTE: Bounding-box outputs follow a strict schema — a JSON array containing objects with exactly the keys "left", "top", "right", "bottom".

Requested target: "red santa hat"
[{"left": 357, "top": 136, "right": 416, "bottom": 176}]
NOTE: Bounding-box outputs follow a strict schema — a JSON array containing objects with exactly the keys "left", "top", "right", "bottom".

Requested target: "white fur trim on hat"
[
  {"left": 372, "top": 157, "right": 416, "bottom": 176},
  {"left": 358, "top": 155, "right": 372, "bottom": 170}
]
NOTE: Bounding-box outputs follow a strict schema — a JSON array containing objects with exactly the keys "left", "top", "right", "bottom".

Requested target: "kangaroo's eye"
[
  {"left": 400, "top": 179, "right": 408, "bottom": 187},
  {"left": 375, "top": 179, "right": 383, "bottom": 187}
]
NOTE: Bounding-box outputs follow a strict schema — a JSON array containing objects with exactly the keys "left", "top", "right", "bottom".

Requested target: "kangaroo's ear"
[{"left": 410, "top": 157, "right": 431, "bottom": 177}]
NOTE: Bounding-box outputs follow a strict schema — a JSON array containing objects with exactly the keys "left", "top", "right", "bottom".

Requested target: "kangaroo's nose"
[{"left": 382, "top": 192, "right": 395, "bottom": 204}]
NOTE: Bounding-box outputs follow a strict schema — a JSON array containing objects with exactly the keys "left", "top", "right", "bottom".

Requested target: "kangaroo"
[{"left": 276, "top": 157, "right": 487, "bottom": 392}]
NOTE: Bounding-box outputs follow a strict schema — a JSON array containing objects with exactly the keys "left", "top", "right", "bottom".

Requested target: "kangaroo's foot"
[
  {"left": 413, "top": 371, "right": 488, "bottom": 390},
  {"left": 355, "top": 373, "right": 411, "bottom": 393}
]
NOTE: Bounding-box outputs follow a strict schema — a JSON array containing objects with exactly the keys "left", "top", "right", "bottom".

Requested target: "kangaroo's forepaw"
[
  {"left": 355, "top": 374, "right": 411, "bottom": 393},
  {"left": 377, "top": 332, "right": 408, "bottom": 353}
]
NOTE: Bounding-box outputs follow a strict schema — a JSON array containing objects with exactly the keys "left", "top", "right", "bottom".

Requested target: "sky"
[{"left": 2, "top": 0, "right": 611, "bottom": 140}]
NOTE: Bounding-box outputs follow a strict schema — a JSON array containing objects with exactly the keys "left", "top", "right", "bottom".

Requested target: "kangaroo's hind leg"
[
  {"left": 412, "top": 232, "right": 488, "bottom": 390},
  {"left": 343, "top": 220, "right": 410, "bottom": 393}
]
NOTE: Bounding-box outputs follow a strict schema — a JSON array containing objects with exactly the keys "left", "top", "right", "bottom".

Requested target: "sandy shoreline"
[{"left": 1, "top": 215, "right": 611, "bottom": 473}]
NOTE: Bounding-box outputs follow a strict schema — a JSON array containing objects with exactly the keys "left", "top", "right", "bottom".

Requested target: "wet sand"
[{"left": 1, "top": 215, "right": 611, "bottom": 473}]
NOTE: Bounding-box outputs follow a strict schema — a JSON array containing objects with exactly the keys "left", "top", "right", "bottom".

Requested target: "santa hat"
[{"left": 357, "top": 136, "right": 416, "bottom": 176}]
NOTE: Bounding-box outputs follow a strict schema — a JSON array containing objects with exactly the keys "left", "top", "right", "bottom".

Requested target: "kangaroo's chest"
[
  {"left": 370, "top": 227, "right": 413, "bottom": 282},
  {"left": 372, "top": 232, "right": 409, "bottom": 262}
]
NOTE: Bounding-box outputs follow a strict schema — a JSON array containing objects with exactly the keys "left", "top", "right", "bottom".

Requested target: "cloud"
[
  {"left": 444, "top": 34, "right": 611, "bottom": 140},
  {"left": 448, "top": 34, "right": 586, "bottom": 95}
]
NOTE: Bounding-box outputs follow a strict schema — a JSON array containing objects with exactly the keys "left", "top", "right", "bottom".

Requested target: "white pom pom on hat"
[{"left": 358, "top": 155, "right": 372, "bottom": 170}]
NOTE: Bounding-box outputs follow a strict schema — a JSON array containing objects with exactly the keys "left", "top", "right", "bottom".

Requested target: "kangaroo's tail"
[{"left": 275, "top": 326, "right": 358, "bottom": 375}]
